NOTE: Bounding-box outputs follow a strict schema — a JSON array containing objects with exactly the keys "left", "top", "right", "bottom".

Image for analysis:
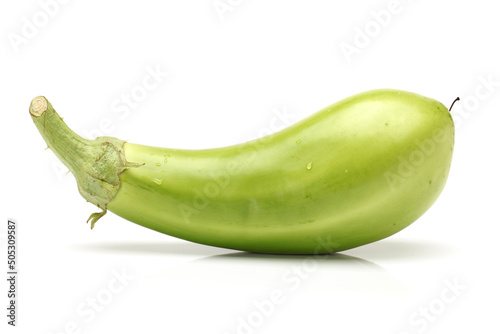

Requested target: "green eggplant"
[{"left": 30, "top": 89, "right": 454, "bottom": 254}]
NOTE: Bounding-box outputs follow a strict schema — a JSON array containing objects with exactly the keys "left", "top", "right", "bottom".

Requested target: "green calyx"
[{"left": 29, "top": 96, "right": 140, "bottom": 228}]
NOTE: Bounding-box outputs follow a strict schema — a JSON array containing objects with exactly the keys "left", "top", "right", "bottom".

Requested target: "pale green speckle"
[{"left": 152, "top": 178, "right": 163, "bottom": 185}]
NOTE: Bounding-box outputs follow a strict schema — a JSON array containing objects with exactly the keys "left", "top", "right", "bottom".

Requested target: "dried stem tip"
[{"left": 30, "top": 96, "right": 49, "bottom": 117}]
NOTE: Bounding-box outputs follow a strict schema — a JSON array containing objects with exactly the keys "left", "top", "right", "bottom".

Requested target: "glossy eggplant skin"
[{"left": 106, "top": 89, "right": 454, "bottom": 254}]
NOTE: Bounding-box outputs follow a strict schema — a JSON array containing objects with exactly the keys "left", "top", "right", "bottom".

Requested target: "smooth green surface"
[{"left": 106, "top": 89, "right": 455, "bottom": 254}]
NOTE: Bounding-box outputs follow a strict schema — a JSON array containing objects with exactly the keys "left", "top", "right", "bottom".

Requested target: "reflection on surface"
[
  {"left": 145, "top": 248, "right": 408, "bottom": 296},
  {"left": 201, "top": 251, "right": 382, "bottom": 270},
  {"left": 343, "top": 239, "right": 456, "bottom": 261},
  {"left": 74, "top": 240, "right": 426, "bottom": 296},
  {"left": 74, "top": 238, "right": 454, "bottom": 297},
  {"left": 74, "top": 240, "right": 232, "bottom": 256},
  {"left": 76, "top": 238, "right": 455, "bottom": 261}
]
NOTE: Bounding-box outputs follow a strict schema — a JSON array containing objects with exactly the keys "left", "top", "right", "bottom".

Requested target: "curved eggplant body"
[{"left": 105, "top": 89, "right": 454, "bottom": 254}]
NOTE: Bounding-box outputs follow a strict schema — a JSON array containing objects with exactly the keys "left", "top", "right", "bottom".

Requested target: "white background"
[{"left": 1, "top": 0, "right": 499, "bottom": 333}]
